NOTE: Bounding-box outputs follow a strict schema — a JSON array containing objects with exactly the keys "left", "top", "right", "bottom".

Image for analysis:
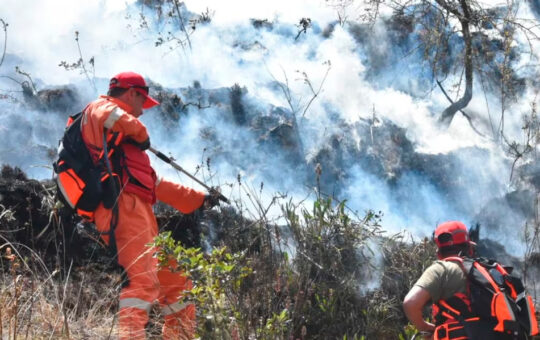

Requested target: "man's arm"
[
  {"left": 103, "top": 106, "right": 149, "bottom": 143},
  {"left": 403, "top": 286, "right": 436, "bottom": 333},
  {"left": 155, "top": 177, "right": 206, "bottom": 214},
  {"left": 82, "top": 100, "right": 150, "bottom": 148}
]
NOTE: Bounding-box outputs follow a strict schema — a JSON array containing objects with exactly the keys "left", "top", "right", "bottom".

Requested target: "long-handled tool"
[{"left": 149, "top": 146, "right": 229, "bottom": 204}]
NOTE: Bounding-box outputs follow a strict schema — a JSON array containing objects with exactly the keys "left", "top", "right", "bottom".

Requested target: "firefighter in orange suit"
[{"left": 81, "top": 71, "right": 217, "bottom": 339}]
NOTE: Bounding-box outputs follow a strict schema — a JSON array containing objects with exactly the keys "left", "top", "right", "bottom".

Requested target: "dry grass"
[
  {"left": 0, "top": 241, "right": 121, "bottom": 339},
  {"left": 0, "top": 170, "right": 538, "bottom": 339}
]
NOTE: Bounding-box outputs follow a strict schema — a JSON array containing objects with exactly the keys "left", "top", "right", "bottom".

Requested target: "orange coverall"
[{"left": 82, "top": 96, "right": 205, "bottom": 339}]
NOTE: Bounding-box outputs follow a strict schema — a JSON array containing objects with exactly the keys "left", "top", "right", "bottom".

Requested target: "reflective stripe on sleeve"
[
  {"left": 104, "top": 107, "right": 125, "bottom": 129},
  {"left": 119, "top": 298, "right": 153, "bottom": 313},
  {"left": 161, "top": 301, "right": 192, "bottom": 316}
]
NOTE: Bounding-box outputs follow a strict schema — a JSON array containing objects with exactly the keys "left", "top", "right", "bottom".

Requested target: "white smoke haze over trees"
[{"left": 1, "top": 0, "right": 539, "bottom": 256}]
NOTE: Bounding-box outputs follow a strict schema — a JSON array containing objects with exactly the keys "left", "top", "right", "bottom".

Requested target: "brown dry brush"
[
  {"left": 2, "top": 163, "right": 537, "bottom": 339},
  {"left": 379, "top": 234, "right": 438, "bottom": 338},
  {"left": 280, "top": 199, "right": 384, "bottom": 338},
  {"left": 168, "top": 193, "right": 429, "bottom": 339},
  {"left": 0, "top": 165, "right": 121, "bottom": 339},
  {"left": 0, "top": 164, "right": 464, "bottom": 339}
]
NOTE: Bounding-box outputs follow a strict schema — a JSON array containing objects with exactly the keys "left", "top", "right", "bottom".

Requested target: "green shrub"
[{"left": 153, "top": 197, "right": 408, "bottom": 339}]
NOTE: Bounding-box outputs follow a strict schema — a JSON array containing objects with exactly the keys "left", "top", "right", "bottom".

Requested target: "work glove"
[
  {"left": 203, "top": 188, "right": 221, "bottom": 210},
  {"left": 126, "top": 137, "right": 150, "bottom": 151}
]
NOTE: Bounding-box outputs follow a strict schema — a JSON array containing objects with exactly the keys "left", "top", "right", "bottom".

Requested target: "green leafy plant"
[
  {"left": 280, "top": 197, "right": 384, "bottom": 338},
  {"left": 153, "top": 232, "right": 253, "bottom": 339}
]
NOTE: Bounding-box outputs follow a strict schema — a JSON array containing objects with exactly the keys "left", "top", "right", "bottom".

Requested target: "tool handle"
[
  {"left": 149, "top": 146, "right": 171, "bottom": 164},
  {"left": 149, "top": 146, "right": 230, "bottom": 204}
]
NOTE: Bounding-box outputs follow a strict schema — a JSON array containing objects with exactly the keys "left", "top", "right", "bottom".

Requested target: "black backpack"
[
  {"left": 435, "top": 256, "right": 539, "bottom": 339},
  {"left": 53, "top": 111, "right": 121, "bottom": 221},
  {"left": 466, "top": 257, "right": 538, "bottom": 338}
]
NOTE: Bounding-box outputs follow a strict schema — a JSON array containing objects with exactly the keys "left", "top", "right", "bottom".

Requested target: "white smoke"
[{"left": 0, "top": 0, "right": 538, "bottom": 255}]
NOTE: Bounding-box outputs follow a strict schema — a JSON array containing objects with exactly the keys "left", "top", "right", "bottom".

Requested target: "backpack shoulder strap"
[
  {"left": 66, "top": 111, "right": 82, "bottom": 126},
  {"left": 442, "top": 256, "right": 470, "bottom": 275},
  {"left": 460, "top": 257, "right": 475, "bottom": 275},
  {"left": 443, "top": 256, "right": 474, "bottom": 298}
]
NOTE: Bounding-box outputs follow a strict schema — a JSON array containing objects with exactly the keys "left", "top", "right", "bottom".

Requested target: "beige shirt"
[{"left": 414, "top": 260, "right": 467, "bottom": 302}]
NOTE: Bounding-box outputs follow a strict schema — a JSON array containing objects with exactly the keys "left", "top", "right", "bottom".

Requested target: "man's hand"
[
  {"left": 203, "top": 188, "right": 221, "bottom": 209},
  {"left": 403, "top": 286, "right": 436, "bottom": 334}
]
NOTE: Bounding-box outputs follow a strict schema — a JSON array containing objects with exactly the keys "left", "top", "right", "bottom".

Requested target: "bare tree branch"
[
  {"left": 15, "top": 66, "right": 37, "bottom": 95},
  {"left": 173, "top": 0, "right": 192, "bottom": 51},
  {"left": 295, "top": 18, "right": 312, "bottom": 41},
  {"left": 437, "top": 79, "right": 485, "bottom": 137},
  {"left": 501, "top": 100, "right": 537, "bottom": 182},
  {"left": 74, "top": 31, "right": 96, "bottom": 93},
  {"left": 438, "top": 0, "right": 473, "bottom": 127},
  {"left": 302, "top": 61, "right": 331, "bottom": 117},
  {"left": 477, "top": 68, "right": 497, "bottom": 138},
  {"left": 266, "top": 63, "right": 298, "bottom": 115},
  {"left": 0, "top": 19, "right": 7, "bottom": 70}
]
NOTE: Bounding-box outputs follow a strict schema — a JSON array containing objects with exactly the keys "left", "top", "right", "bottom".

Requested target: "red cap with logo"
[
  {"left": 433, "top": 221, "right": 475, "bottom": 248},
  {"left": 109, "top": 71, "right": 160, "bottom": 109}
]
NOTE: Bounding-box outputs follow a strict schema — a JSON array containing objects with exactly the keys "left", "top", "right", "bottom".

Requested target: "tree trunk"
[{"left": 437, "top": 0, "right": 474, "bottom": 128}]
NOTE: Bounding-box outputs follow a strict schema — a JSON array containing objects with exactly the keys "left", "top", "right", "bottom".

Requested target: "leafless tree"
[
  {"left": 432, "top": 0, "right": 473, "bottom": 127},
  {"left": 356, "top": 0, "right": 540, "bottom": 134}
]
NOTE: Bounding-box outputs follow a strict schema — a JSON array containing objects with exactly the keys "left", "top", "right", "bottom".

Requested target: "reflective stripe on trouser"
[
  {"left": 162, "top": 303, "right": 196, "bottom": 340},
  {"left": 119, "top": 297, "right": 153, "bottom": 338},
  {"left": 118, "top": 298, "right": 154, "bottom": 339},
  {"left": 161, "top": 300, "right": 191, "bottom": 316},
  {"left": 95, "top": 192, "right": 195, "bottom": 339},
  {"left": 118, "top": 307, "right": 149, "bottom": 340},
  {"left": 158, "top": 259, "right": 195, "bottom": 339},
  {"left": 119, "top": 297, "right": 153, "bottom": 312}
]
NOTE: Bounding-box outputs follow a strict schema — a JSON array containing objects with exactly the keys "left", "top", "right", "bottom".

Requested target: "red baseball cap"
[
  {"left": 433, "top": 221, "right": 475, "bottom": 248},
  {"left": 109, "top": 71, "right": 160, "bottom": 109}
]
